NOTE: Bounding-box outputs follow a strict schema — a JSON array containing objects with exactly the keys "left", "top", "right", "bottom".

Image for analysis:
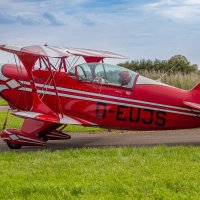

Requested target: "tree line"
[{"left": 119, "top": 55, "right": 198, "bottom": 74}]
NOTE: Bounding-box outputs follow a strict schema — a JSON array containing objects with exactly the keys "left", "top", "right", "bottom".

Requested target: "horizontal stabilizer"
[
  {"left": 12, "top": 111, "right": 96, "bottom": 125},
  {"left": 183, "top": 101, "right": 200, "bottom": 111}
]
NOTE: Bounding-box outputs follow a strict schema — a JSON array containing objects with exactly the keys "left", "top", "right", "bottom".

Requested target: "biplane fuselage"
[
  {"left": 1, "top": 63, "right": 200, "bottom": 131},
  {"left": 0, "top": 44, "right": 200, "bottom": 149}
]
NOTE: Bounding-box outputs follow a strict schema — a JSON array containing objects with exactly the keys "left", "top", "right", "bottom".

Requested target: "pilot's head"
[{"left": 118, "top": 71, "right": 132, "bottom": 86}]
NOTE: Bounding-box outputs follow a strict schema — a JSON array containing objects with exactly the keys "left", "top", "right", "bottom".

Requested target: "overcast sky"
[{"left": 0, "top": 0, "right": 200, "bottom": 66}]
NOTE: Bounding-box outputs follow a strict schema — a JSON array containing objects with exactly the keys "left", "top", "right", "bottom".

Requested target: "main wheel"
[{"left": 7, "top": 142, "right": 22, "bottom": 149}]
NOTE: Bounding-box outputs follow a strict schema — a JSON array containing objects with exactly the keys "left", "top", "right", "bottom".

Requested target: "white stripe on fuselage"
[
  {"left": 20, "top": 81, "right": 192, "bottom": 112},
  {"left": 19, "top": 87, "right": 198, "bottom": 117}
]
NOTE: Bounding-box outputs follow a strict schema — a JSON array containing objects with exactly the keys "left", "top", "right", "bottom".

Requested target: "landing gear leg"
[{"left": 7, "top": 142, "right": 22, "bottom": 149}]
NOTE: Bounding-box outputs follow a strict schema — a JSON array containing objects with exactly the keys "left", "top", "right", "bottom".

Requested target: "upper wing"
[
  {"left": 64, "top": 47, "right": 127, "bottom": 59},
  {"left": 0, "top": 44, "right": 127, "bottom": 59},
  {"left": 0, "top": 44, "right": 71, "bottom": 58}
]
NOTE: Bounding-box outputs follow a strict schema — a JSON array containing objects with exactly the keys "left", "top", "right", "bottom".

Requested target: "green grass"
[
  {"left": 0, "top": 98, "right": 8, "bottom": 106},
  {"left": 0, "top": 112, "right": 102, "bottom": 133},
  {"left": 65, "top": 125, "right": 102, "bottom": 132},
  {"left": 0, "top": 146, "right": 200, "bottom": 199}
]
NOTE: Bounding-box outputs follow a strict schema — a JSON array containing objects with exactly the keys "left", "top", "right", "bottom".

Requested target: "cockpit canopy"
[{"left": 68, "top": 63, "right": 137, "bottom": 88}]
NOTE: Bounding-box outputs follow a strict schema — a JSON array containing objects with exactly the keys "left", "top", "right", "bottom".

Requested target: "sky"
[{"left": 0, "top": 0, "right": 200, "bottom": 66}]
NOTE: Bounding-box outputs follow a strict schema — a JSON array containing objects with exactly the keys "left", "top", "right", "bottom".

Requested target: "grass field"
[
  {"left": 0, "top": 98, "right": 8, "bottom": 106},
  {"left": 140, "top": 71, "right": 200, "bottom": 90},
  {"left": 0, "top": 146, "right": 200, "bottom": 199}
]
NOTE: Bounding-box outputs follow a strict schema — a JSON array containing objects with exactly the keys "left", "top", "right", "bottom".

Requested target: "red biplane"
[{"left": 0, "top": 44, "right": 200, "bottom": 149}]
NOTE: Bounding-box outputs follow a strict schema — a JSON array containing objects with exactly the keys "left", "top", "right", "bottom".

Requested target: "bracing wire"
[{"left": 156, "top": 61, "right": 180, "bottom": 82}]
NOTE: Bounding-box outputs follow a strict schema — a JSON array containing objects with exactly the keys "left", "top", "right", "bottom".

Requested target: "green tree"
[
  {"left": 119, "top": 55, "right": 198, "bottom": 74},
  {"left": 168, "top": 55, "right": 198, "bottom": 73}
]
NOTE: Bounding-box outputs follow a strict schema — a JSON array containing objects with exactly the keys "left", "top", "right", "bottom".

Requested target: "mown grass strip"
[{"left": 0, "top": 146, "right": 200, "bottom": 199}]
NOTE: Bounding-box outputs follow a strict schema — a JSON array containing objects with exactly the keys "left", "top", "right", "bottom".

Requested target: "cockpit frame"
[{"left": 68, "top": 63, "right": 138, "bottom": 89}]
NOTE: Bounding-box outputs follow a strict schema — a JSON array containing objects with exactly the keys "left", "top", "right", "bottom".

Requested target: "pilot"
[{"left": 118, "top": 71, "right": 132, "bottom": 86}]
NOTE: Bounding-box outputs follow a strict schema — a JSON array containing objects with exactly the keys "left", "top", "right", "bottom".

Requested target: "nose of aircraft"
[{"left": 0, "top": 63, "right": 9, "bottom": 94}]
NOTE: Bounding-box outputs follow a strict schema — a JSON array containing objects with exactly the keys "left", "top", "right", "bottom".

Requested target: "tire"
[{"left": 7, "top": 142, "right": 22, "bottom": 149}]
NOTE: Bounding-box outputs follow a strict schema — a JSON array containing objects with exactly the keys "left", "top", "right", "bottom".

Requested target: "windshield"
[{"left": 69, "top": 63, "right": 137, "bottom": 88}]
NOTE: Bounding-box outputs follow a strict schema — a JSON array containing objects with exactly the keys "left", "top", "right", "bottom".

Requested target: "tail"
[{"left": 183, "top": 83, "right": 200, "bottom": 110}]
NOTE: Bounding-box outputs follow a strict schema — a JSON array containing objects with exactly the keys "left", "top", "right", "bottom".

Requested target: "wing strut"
[
  {"left": 17, "top": 54, "right": 59, "bottom": 119},
  {"left": 43, "top": 57, "right": 64, "bottom": 118}
]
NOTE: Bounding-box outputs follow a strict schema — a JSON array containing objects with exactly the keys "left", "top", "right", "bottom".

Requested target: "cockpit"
[{"left": 68, "top": 63, "right": 137, "bottom": 88}]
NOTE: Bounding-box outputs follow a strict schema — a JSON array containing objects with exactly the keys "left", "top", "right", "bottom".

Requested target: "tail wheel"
[{"left": 7, "top": 142, "right": 22, "bottom": 149}]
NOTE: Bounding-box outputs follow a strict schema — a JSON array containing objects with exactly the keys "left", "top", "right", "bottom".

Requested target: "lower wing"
[{"left": 12, "top": 111, "right": 96, "bottom": 126}]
